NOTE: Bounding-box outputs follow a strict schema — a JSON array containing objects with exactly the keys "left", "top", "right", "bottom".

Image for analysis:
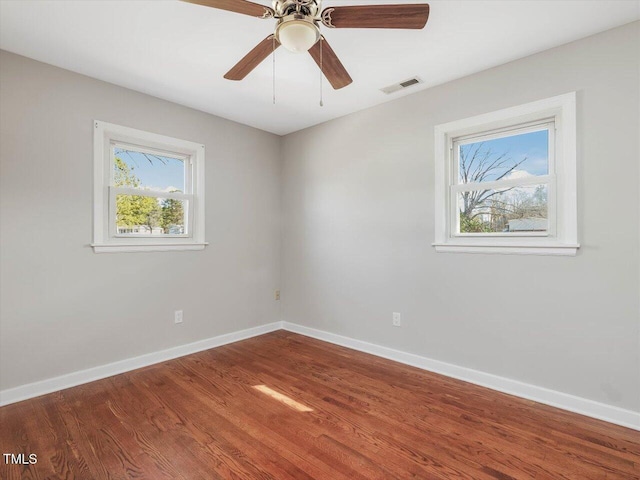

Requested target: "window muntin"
[{"left": 451, "top": 122, "right": 555, "bottom": 237}]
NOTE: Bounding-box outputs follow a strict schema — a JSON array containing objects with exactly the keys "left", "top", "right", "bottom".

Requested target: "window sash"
[
  {"left": 450, "top": 181, "right": 556, "bottom": 238},
  {"left": 108, "top": 187, "right": 194, "bottom": 239},
  {"left": 108, "top": 142, "right": 194, "bottom": 240},
  {"left": 110, "top": 142, "right": 193, "bottom": 195},
  {"left": 453, "top": 120, "right": 555, "bottom": 189},
  {"left": 449, "top": 120, "right": 556, "bottom": 238}
]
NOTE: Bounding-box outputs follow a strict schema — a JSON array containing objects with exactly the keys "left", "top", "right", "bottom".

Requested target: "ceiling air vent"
[{"left": 380, "top": 76, "right": 424, "bottom": 95}]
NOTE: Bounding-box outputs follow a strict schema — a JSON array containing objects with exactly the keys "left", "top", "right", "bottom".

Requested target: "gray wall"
[
  {"left": 0, "top": 51, "right": 282, "bottom": 390},
  {"left": 281, "top": 22, "right": 640, "bottom": 412}
]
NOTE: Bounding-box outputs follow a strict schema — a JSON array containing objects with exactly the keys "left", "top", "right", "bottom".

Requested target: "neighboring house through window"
[
  {"left": 433, "top": 93, "right": 578, "bottom": 255},
  {"left": 93, "top": 121, "right": 206, "bottom": 253}
]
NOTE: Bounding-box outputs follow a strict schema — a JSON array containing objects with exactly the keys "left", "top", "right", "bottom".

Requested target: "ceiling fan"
[{"left": 182, "top": 0, "right": 430, "bottom": 90}]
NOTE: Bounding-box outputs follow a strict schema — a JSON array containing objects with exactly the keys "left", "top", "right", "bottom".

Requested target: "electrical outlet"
[
  {"left": 174, "top": 310, "right": 183, "bottom": 324},
  {"left": 392, "top": 312, "right": 401, "bottom": 327},
  {"left": 275, "top": 290, "right": 280, "bottom": 301}
]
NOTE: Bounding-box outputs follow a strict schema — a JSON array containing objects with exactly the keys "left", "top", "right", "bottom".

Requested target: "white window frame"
[
  {"left": 92, "top": 120, "right": 207, "bottom": 253},
  {"left": 433, "top": 92, "right": 578, "bottom": 256}
]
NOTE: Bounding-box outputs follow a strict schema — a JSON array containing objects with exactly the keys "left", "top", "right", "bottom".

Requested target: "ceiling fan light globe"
[{"left": 277, "top": 20, "right": 319, "bottom": 53}]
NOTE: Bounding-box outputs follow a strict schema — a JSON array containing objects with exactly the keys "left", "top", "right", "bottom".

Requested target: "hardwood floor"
[{"left": 1, "top": 331, "right": 638, "bottom": 479}]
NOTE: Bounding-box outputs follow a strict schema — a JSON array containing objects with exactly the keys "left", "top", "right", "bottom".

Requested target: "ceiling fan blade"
[
  {"left": 181, "top": 0, "right": 274, "bottom": 19},
  {"left": 308, "top": 37, "right": 353, "bottom": 90},
  {"left": 224, "top": 35, "right": 280, "bottom": 81},
  {"left": 321, "top": 4, "right": 430, "bottom": 29}
]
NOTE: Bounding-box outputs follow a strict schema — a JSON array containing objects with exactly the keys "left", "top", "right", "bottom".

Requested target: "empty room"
[{"left": 0, "top": 0, "right": 639, "bottom": 478}]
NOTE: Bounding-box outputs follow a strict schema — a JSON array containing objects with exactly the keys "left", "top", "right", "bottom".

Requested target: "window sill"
[
  {"left": 432, "top": 243, "right": 579, "bottom": 256},
  {"left": 91, "top": 243, "right": 208, "bottom": 254}
]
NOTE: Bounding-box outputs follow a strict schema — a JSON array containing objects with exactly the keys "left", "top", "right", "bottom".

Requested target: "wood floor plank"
[{"left": 1, "top": 330, "right": 638, "bottom": 479}]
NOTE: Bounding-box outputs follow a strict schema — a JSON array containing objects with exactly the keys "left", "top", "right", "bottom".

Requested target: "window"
[
  {"left": 433, "top": 93, "right": 578, "bottom": 255},
  {"left": 93, "top": 121, "right": 206, "bottom": 253},
  {"left": 454, "top": 123, "right": 552, "bottom": 236}
]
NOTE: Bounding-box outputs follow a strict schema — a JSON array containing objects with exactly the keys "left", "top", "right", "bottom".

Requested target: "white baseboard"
[
  {"left": 281, "top": 322, "right": 640, "bottom": 431},
  {"left": 0, "top": 322, "right": 284, "bottom": 407},
  {"left": 3, "top": 320, "right": 638, "bottom": 432}
]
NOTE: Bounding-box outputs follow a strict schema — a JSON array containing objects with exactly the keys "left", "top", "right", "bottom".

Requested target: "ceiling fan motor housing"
[{"left": 272, "top": 0, "right": 321, "bottom": 19}]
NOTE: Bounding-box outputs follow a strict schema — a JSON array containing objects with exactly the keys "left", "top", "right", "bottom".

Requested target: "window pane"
[
  {"left": 458, "top": 129, "right": 549, "bottom": 184},
  {"left": 458, "top": 184, "right": 548, "bottom": 234},
  {"left": 114, "top": 147, "right": 185, "bottom": 193},
  {"left": 116, "top": 195, "right": 186, "bottom": 236}
]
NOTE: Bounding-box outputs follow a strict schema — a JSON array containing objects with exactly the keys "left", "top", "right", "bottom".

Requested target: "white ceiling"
[{"left": 1, "top": 0, "right": 638, "bottom": 135}]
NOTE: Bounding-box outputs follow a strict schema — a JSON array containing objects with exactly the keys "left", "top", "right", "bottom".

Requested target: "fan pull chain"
[
  {"left": 319, "top": 37, "right": 324, "bottom": 107},
  {"left": 272, "top": 35, "right": 276, "bottom": 105}
]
